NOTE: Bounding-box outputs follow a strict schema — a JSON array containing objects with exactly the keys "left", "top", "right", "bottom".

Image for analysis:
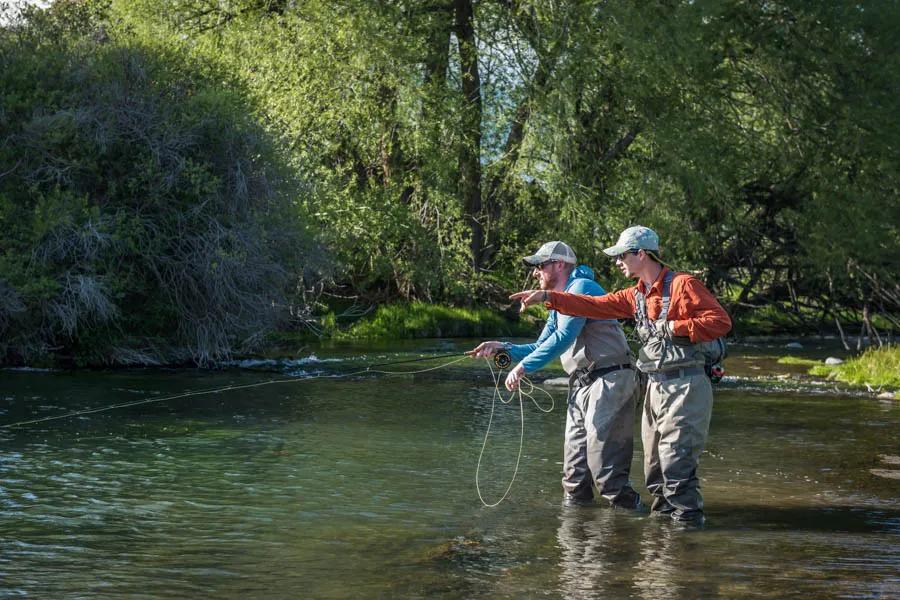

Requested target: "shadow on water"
[{"left": 707, "top": 504, "right": 900, "bottom": 533}]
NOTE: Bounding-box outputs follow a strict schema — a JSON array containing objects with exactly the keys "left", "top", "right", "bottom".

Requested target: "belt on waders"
[
  {"left": 646, "top": 366, "right": 705, "bottom": 382},
  {"left": 572, "top": 363, "right": 633, "bottom": 390}
]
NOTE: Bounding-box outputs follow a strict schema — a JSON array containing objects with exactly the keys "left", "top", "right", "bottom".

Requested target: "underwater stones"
[
  {"left": 423, "top": 536, "right": 484, "bottom": 563},
  {"left": 543, "top": 377, "right": 569, "bottom": 387},
  {"left": 870, "top": 455, "right": 900, "bottom": 479},
  {"left": 785, "top": 342, "right": 804, "bottom": 349}
]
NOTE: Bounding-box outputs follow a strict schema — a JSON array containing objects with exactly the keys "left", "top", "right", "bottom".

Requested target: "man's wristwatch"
[{"left": 541, "top": 290, "right": 548, "bottom": 303}]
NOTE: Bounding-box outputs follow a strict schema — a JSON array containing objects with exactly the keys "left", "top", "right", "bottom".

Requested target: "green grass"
[
  {"left": 804, "top": 346, "right": 900, "bottom": 391},
  {"left": 338, "top": 301, "right": 540, "bottom": 339},
  {"left": 776, "top": 356, "right": 822, "bottom": 367},
  {"left": 263, "top": 302, "right": 544, "bottom": 353}
]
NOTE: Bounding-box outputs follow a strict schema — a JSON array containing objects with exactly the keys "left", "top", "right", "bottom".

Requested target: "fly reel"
[{"left": 493, "top": 350, "right": 512, "bottom": 369}]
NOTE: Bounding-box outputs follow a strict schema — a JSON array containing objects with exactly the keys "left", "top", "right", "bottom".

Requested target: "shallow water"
[{"left": 1, "top": 340, "right": 898, "bottom": 599}]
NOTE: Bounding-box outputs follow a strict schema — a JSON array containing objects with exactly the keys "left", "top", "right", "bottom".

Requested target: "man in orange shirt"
[{"left": 512, "top": 226, "right": 731, "bottom": 525}]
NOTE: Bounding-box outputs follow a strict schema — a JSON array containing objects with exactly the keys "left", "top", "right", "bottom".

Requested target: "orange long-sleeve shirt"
[{"left": 547, "top": 268, "right": 732, "bottom": 343}]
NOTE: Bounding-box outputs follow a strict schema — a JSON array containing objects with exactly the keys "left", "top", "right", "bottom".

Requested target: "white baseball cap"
[{"left": 522, "top": 241, "right": 577, "bottom": 266}]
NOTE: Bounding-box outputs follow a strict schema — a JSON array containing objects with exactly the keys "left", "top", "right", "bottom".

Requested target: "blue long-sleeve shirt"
[{"left": 507, "top": 265, "right": 606, "bottom": 373}]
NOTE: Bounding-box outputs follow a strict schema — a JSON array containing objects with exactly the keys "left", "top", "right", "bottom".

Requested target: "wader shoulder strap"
[
  {"left": 633, "top": 271, "right": 675, "bottom": 333},
  {"left": 633, "top": 287, "right": 649, "bottom": 329},
  {"left": 659, "top": 271, "right": 674, "bottom": 321}
]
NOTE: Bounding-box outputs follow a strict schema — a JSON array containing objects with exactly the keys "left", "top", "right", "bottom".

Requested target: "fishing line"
[
  {"left": 366, "top": 353, "right": 467, "bottom": 369},
  {"left": 2, "top": 351, "right": 558, "bottom": 508},
  {"left": 0, "top": 354, "right": 469, "bottom": 430},
  {"left": 475, "top": 357, "right": 554, "bottom": 507}
]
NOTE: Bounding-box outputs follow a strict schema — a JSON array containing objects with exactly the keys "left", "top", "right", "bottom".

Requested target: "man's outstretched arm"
[{"left": 511, "top": 288, "right": 635, "bottom": 320}]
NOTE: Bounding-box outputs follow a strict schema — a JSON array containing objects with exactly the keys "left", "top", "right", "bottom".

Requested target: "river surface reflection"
[{"left": 1, "top": 340, "right": 897, "bottom": 598}]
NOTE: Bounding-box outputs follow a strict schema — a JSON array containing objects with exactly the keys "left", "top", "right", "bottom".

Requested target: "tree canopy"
[{"left": 0, "top": 0, "right": 897, "bottom": 364}]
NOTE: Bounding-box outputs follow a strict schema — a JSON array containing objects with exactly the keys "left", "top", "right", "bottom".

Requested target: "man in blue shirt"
[{"left": 473, "top": 241, "right": 641, "bottom": 508}]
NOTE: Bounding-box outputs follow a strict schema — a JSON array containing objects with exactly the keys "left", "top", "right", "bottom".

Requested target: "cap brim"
[
  {"left": 522, "top": 255, "right": 543, "bottom": 266},
  {"left": 603, "top": 244, "right": 631, "bottom": 256}
]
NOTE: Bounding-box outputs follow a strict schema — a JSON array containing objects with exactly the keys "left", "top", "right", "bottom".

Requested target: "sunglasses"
[
  {"left": 533, "top": 260, "right": 558, "bottom": 269},
  {"left": 615, "top": 250, "right": 640, "bottom": 260}
]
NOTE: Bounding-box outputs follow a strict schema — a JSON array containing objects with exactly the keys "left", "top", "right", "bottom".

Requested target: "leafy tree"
[
  {"left": 0, "top": 0, "right": 319, "bottom": 365},
  {"left": 3, "top": 0, "right": 895, "bottom": 360}
]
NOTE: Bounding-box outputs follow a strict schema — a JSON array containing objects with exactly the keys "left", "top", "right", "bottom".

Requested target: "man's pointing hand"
[{"left": 509, "top": 290, "right": 546, "bottom": 313}]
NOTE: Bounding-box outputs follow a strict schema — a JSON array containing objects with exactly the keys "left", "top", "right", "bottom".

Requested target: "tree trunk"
[
  {"left": 454, "top": 0, "right": 485, "bottom": 274},
  {"left": 410, "top": 7, "right": 453, "bottom": 208},
  {"left": 377, "top": 80, "right": 401, "bottom": 185}
]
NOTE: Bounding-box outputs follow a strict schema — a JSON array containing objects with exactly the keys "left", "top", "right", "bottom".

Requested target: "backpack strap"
[{"left": 658, "top": 271, "right": 675, "bottom": 322}]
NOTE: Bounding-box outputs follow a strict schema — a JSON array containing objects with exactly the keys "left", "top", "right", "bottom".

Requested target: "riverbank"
[
  {"left": 284, "top": 301, "right": 896, "bottom": 342},
  {"left": 269, "top": 301, "right": 542, "bottom": 345},
  {"left": 264, "top": 302, "right": 899, "bottom": 397},
  {"left": 778, "top": 346, "right": 900, "bottom": 397},
  {"left": 4, "top": 300, "right": 897, "bottom": 397}
]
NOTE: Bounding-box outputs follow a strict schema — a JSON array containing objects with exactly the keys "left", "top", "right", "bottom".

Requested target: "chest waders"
[
  {"left": 634, "top": 271, "right": 724, "bottom": 523},
  {"left": 562, "top": 319, "right": 633, "bottom": 391},
  {"left": 633, "top": 271, "right": 726, "bottom": 381},
  {"left": 556, "top": 305, "right": 640, "bottom": 508}
]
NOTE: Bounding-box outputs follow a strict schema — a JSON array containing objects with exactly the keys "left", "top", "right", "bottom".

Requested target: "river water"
[{"left": 1, "top": 340, "right": 898, "bottom": 599}]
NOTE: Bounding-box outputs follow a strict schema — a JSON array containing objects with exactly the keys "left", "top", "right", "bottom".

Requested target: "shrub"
[{"left": 0, "top": 2, "right": 321, "bottom": 365}]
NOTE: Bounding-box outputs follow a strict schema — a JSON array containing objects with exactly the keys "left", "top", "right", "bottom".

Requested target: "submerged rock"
[
  {"left": 869, "top": 455, "right": 900, "bottom": 479},
  {"left": 878, "top": 454, "right": 900, "bottom": 465},
  {"left": 543, "top": 377, "right": 569, "bottom": 387},
  {"left": 785, "top": 342, "right": 804, "bottom": 349},
  {"left": 824, "top": 357, "right": 844, "bottom": 365},
  {"left": 423, "top": 536, "right": 484, "bottom": 563}
]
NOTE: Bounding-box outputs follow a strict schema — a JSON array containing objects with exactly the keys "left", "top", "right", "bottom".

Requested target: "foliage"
[
  {"left": 0, "top": 0, "right": 321, "bottom": 365},
  {"left": 113, "top": 0, "right": 897, "bottom": 323},
  {"left": 809, "top": 346, "right": 900, "bottom": 389},
  {"left": 337, "top": 301, "right": 538, "bottom": 340},
  {"left": 2, "top": 0, "right": 898, "bottom": 365}
]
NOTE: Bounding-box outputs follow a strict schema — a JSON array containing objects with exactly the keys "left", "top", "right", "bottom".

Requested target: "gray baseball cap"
[
  {"left": 522, "top": 241, "right": 577, "bottom": 266},
  {"left": 603, "top": 226, "right": 660, "bottom": 256}
]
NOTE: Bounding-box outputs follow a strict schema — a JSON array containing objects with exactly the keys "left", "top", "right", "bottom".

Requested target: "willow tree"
[
  {"left": 57, "top": 0, "right": 900, "bottom": 334},
  {"left": 617, "top": 1, "right": 900, "bottom": 333},
  {"left": 510, "top": 1, "right": 899, "bottom": 333},
  {"left": 117, "top": 0, "right": 576, "bottom": 299}
]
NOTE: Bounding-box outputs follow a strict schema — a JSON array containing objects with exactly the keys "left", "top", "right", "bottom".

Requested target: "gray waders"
[
  {"left": 558, "top": 314, "right": 639, "bottom": 508},
  {"left": 634, "top": 272, "right": 715, "bottom": 523},
  {"left": 562, "top": 360, "right": 640, "bottom": 508}
]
